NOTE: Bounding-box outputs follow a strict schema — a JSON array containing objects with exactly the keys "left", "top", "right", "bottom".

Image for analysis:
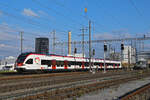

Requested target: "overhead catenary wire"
[
  {"left": 32, "top": 0, "right": 84, "bottom": 27},
  {"left": 0, "top": 2, "right": 52, "bottom": 29},
  {"left": 0, "top": 9, "right": 68, "bottom": 42},
  {"left": 1, "top": 10, "right": 50, "bottom": 30},
  {"left": 0, "top": 24, "right": 44, "bottom": 37},
  {"left": 128, "top": 0, "right": 142, "bottom": 17},
  {"left": 128, "top": 0, "right": 150, "bottom": 30}
]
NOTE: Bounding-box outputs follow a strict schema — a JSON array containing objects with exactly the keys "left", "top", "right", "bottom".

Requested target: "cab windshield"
[{"left": 16, "top": 53, "right": 31, "bottom": 63}]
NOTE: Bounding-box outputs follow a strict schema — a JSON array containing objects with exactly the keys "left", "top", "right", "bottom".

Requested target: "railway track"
[
  {"left": 0, "top": 70, "right": 148, "bottom": 100},
  {"left": 0, "top": 70, "right": 132, "bottom": 84},
  {"left": 119, "top": 82, "right": 150, "bottom": 100},
  {"left": 0, "top": 71, "right": 88, "bottom": 81},
  {"left": 14, "top": 71, "right": 150, "bottom": 100}
]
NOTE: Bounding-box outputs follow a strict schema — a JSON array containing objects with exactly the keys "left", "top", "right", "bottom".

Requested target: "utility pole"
[
  {"left": 61, "top": 42, "right": 64, "bottom": 55},
  {"left": 80, "top": 26, "right": 88, "bottom": 57},
  {"left": 73, "top": 41, "right": 76, "bottom": 54},
  {"left": 142, "top": 40, "right": 144, "bottom": 51},
  {"left": 52, "top": 30, "right": 56, "bottom": 54},
  {"left": 89, "top": 20, "right": 92, "bottom": 72},
  {"left": 128, "top": 47, "right": 130, "bottom": 70},
  {"left": 20, "top": 31, "right": 23, "bottom": 54}
]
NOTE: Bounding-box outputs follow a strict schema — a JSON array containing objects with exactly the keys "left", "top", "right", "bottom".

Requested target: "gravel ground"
[{"left": 77, "top": 77, "right": 150, "bottom": 100}]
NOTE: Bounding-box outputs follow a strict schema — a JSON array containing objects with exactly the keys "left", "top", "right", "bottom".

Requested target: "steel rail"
[
  {"left": 16, "top": 73, "right": 150, "bottom": 100},
  {"left": 119, "top": 82, "right": 150, "bottom": 100}
]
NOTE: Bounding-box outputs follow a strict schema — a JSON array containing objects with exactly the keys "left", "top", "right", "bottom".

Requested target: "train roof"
[{"left": 19, "top": 52, "right": 120, "bottom": 62}]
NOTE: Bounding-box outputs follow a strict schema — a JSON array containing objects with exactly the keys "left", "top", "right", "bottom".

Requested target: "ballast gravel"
[{"left": 77, "top": 76, "right": 150, "bottom": 100}]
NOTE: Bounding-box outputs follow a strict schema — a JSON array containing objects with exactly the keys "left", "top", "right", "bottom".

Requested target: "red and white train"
[{"left": 15, "top": 52, "right": 122, "bottom": 73}]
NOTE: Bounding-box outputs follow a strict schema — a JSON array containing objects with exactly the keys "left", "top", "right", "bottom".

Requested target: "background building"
[
  {"left": 122, "top": 46, "right": 136, "bottom": 67},
  {"left": 138, "top": 51, "right": 150, "bottom": 61},
  {"left": 35, "top": 37, "right": 49, "bottom": 54},
  {"left": 107, "top": 48, "right": 121, "bottom": 61},
  {"left": 0, "top": 56, "right": 16, "bottom": 70}
]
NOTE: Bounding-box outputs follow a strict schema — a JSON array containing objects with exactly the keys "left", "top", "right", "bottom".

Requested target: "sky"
[{"left": 0, "top": 0, "right": 150, "bottom": 59}]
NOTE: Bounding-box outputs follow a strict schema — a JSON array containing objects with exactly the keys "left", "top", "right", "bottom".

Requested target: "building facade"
[
  {"left": 35, "top": 37, "right": 49, "bottom": 54},
  {"left": 0, "top": 56, "right": 16, "bottom": 70},
  {"left": 122, "top": 46, "right": 136, "bottom": 64}
]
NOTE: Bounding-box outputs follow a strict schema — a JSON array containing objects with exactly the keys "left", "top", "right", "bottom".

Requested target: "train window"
[
  {"left": 71, "top": 61, "right": 76, "bottom": 65},
  {"left": 68, "top": 61, "right": 72, "bottom": 67},
  {"left": 17, "top": 53, "right": 30, "bottom": 63},
  {"left": 60, "top": 61, "right": 64, "bottom": 67},
  {"left": 26, "top": 59, "right": 33, "bottom": 64},
  {"left": 41, "top": 60, "right": 47, "bottom": 65},
  {"left": 111, "top": 63, "right": 113, "bottom": 66},
  {"left": 56, "top": 61, "right": 59, "bottom": 66},
  {"left": 56, "top": 61, "right": 63, "bottom": 67},
  {"left": 107, "top": 63, "right": 112, "bottom": 66},
  {"left": 94, "top": 62, "right": 99, "bottom": 66},
  {"left": 76, "top": 62, "right": 82, "bottom": 66}
]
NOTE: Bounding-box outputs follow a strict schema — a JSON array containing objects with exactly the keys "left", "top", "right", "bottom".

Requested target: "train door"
[
  {"left": 82, "top": 61, "right": 84, "bottom": 70},
  {"left": 113, "top": 64, "right": 115, "bottom": 69},
  {"left": 100, "top": 63, "right": 102, "bottom": 69},
  {"left": 64, "top": 60, "right": 68, "bottom": 69},
  {"left": 52, "top": 60, "right": 56, "bottom": 69},
  {"left": 40, "top": 60, "right": 48, "bottom": 70},
  {"left": 117, "top": 64, "right": 119, "bottom": 68}
]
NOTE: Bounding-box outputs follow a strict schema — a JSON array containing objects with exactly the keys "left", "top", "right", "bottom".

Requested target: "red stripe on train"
[
  {"left": 52, "top": 60, "right": 56, "bottom": 69},
  {"left": 64, "top": 61, "right": 68, "bottom": 69}
]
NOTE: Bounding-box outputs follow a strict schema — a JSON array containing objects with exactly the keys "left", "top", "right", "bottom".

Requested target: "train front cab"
[{"left": 15, "top": 53, "right": 36, "bottom": 73}]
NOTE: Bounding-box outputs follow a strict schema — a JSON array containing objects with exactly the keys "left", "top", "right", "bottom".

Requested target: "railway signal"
[
  {"left": 104, "top": 44, "right": 107, "bottom": 52},
  {"left": 121, "top": 42, "right": 124, "bottom": 69},
  {"left": 93, "top": 49, "right": 95, "bottom": 56},
  {"left": 104, "top": 42, "right": 107, "bottom": 73},
  {"left": 121, "top": 43, "right": 124, "bottom": 50},
  {"left": 74, "top": 48, "right": 77, "bottom": 54}
]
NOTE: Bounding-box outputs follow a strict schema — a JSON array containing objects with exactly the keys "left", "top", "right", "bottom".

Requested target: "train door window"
[
  {"left": 26, "top": 59, "right": 33, "bottom": 64},
  {"left": 60, "top": 61, "right": 64, "bottom": 67},
  {"left": 47, "top": 60, "right": 51, "bottom": 67}
]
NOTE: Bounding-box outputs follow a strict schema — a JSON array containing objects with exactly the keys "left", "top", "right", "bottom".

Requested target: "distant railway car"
[
  {"left": 134, "top": 60, "right": 149, "bottom": 69},
  {"left": 15, "top": 52, "right": 121, "bottom": 73}
]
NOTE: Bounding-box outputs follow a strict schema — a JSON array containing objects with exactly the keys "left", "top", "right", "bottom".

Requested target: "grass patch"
[{"left": 0, "top": 70, "right": 16, "bottom": 73}]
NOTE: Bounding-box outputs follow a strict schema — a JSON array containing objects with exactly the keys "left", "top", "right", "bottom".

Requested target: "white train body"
[{"left": 15, "top": 52, "right": 121, "bottom": 72}]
